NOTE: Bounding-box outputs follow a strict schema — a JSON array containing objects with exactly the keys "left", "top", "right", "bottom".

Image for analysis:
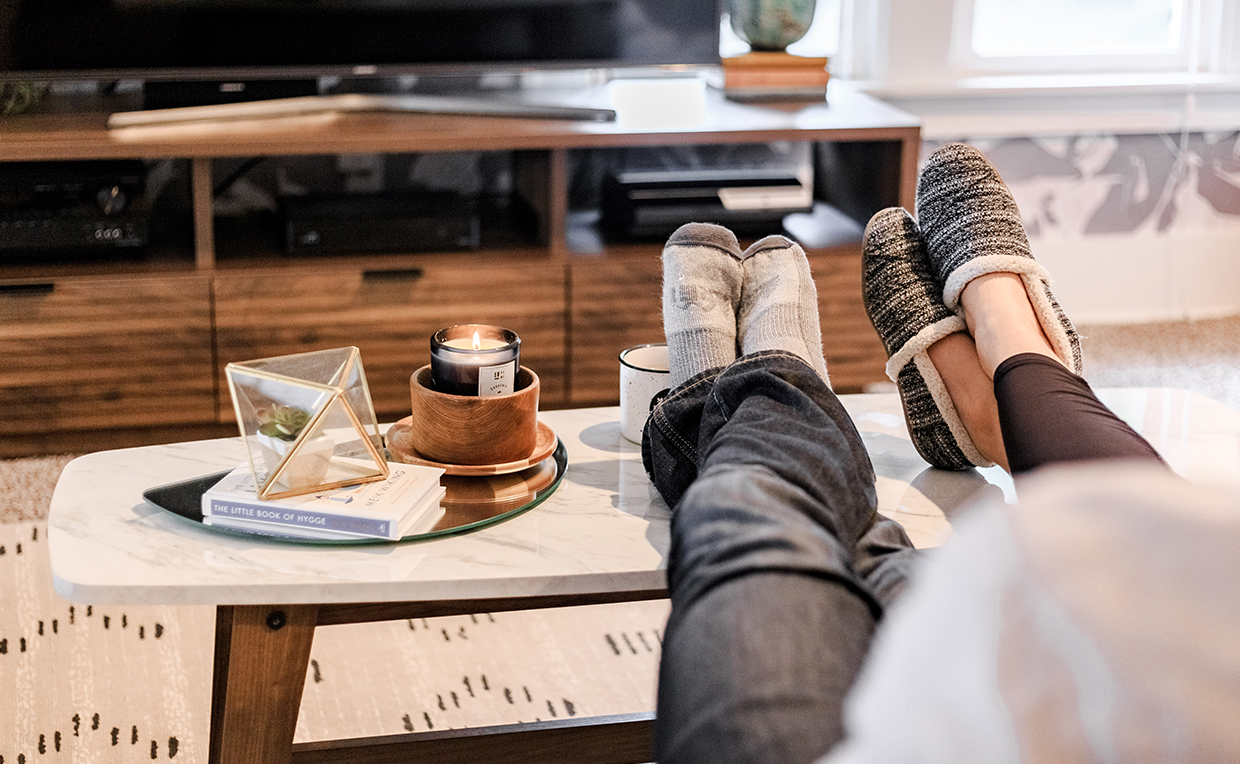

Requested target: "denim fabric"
[{"left": 643, "top": 351, "right": 920, "bottom": 764}]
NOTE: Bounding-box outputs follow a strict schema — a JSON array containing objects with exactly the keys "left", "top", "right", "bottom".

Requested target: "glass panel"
[
  {"left": 143, "top": 438, "right": 569, "bottom": 547},
  {"left": 972, "top": 0, "right": 1184, "bottom": 57}
]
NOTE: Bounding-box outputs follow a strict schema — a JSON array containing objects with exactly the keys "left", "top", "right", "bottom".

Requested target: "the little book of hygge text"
[{"left": 202, "top": 461, "right": 445, "bottom": 540}]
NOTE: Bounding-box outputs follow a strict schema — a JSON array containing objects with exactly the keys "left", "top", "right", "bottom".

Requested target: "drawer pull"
[
  {"left": 362, "top": 267, "right": 424, "bottom": 283},
  {"left": 0, "top": 282, "right": 55, "bottom": 296}
]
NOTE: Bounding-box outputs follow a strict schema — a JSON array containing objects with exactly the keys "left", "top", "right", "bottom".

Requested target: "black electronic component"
[
  {"left": 282, "top": 192, "right": 481, "bottom": 255},
  {"left": 601, "top": 169, "right": 814, "bottom": 240},
  {"left": 0, "top": 161, "right": 149, "bottom": 255}
]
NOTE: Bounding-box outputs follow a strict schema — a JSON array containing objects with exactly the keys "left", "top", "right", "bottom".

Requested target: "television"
[{"left": 0, "top": 0, "right": 722, "bottom": 115}]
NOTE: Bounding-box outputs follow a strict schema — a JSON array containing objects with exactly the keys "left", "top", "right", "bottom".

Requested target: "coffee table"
[{"left": 47, "top": 391, "right": 1240, "bottom": 764}]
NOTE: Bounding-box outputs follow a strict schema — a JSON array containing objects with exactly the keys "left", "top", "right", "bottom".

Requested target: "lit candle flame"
[{"left": 472, "top": 331, "right": 481, "bottom": 350}]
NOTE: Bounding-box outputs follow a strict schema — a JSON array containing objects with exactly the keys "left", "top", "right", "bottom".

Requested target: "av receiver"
[{"left": 0, "top": 160, "right": 149, "bottom": 256}]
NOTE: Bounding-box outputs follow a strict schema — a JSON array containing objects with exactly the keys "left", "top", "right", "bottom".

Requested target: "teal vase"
[{"left": 728, "top": 0, "right": 816, "bottom": 51}]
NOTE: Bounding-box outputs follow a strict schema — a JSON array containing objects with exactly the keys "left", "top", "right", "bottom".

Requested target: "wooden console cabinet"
[{"left": 0, "top": 82, "right": 920, "bottom": 457}]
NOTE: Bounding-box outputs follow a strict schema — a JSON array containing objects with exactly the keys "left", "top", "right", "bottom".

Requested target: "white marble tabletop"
[{"left": 47, "top": 390, "right": 1240, "bottom": 606}]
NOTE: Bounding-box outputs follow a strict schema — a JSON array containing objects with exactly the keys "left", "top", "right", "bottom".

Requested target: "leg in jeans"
[
  {"left": 649, "top": 225, "right": 918, "bottom": 763},
  {"left": 644, "top": 351, "right": 913, "bottom": 764}
]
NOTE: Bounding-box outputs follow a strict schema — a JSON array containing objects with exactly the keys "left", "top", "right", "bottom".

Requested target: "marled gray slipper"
[
  {"left": 862, "top": 207, "right": 991, "bottom": 470},
  {"left": 916, "top": 142, "right": 1082, "bottom": 374}
]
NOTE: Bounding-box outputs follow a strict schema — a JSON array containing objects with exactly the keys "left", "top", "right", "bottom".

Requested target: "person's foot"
[
  {"left": 736, "top": 234, "right": 830, "bottom": 383},
  {"left": 861, "top": 207, "right": 992, "bottom": 469},
  {"left": 661, "top": 222, "right": 745, "bottom": 388},
  {"left": 915, "top": 142, "right": 1082, "bottom": 375},
  {"left": 957, "top": 272, "right": 1060, "bottom": 378}
]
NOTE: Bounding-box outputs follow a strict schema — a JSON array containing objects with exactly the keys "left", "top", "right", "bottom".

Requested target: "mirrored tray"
[{"left": 142, "top": 439, "right": 567, "bottom": 547}]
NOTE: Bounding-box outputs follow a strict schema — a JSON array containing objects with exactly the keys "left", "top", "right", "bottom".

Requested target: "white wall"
[
  {"left": 917, "top": 132, "right": 1240, "bottom": 325},
  {"left": 839, "top": 0, "right": 1240, "bottom": 323}
]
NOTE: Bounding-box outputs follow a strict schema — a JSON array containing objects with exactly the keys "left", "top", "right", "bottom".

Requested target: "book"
[
  {"left": 203, "top": 489, "right": 447, "bottom": 540},
  {"left": 721, "top": 52, "right": 830, "bottom": 98},
  {"left": 202, "top": 461, "right": 444, "bottom": 540}
]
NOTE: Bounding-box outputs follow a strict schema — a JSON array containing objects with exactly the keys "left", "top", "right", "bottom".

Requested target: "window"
[
  {"left": 971, "top": 0, "right": 1184, "bottom": 56},
  {"left": 959, "top": 0, "right": 1191, "bottom": 71},
  {"left": 838, "top": 0, "right": 1240, "bottom": 91}
]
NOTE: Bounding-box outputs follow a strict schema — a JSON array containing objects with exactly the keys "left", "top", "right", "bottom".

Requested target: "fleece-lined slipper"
[
  {"left": 862, "top": 207, "right": 992, "bottom": 470},
  {"left": 915, "top": 142, "right": 1082, "bottom": 374}
]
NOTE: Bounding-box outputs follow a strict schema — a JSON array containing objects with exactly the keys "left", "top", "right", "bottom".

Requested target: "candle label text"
[{"left": 478, "top": 361, "right": 516, "bottom": 398}]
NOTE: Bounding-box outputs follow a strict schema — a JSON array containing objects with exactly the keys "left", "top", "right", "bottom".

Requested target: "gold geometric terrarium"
[{"left": 225, "top": 346, "right": 388, "bottom": 500}]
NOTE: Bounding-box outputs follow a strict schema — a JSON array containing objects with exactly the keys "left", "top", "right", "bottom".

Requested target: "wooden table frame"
[{"left": 210, "top": 590, "right": 668, "bottom": 764}]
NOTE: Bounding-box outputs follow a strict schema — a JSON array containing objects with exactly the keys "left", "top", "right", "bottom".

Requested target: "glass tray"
[{"left": 142, "top": 439, "right": 567, "bottom": 547}]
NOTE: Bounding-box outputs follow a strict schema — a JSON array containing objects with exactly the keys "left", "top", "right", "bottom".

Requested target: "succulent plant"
[{"left": 257, "top": 405, "right": 311, "bottom": 441}]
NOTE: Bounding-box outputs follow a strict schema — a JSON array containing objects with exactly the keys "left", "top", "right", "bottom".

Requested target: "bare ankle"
[
  {"left": 926, "top": 332, "right": 1010, "bottom": 470},
  {"left": 959, "top": 273, "right": 1062, "bottom": 377}
]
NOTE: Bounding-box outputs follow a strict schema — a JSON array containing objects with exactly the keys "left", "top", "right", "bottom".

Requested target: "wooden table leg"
[{"left": 209, "top": 604, "right": 320, "bottom": 764}]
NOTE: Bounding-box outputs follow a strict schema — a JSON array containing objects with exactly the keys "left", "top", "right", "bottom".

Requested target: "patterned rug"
[{"left": 0, "top": 458, "right": 668, "bottom": 763}]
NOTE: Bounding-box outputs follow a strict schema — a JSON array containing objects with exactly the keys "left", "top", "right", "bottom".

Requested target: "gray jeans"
[{"left": 642, "top": 351, "right": 919, "bottom": 764}]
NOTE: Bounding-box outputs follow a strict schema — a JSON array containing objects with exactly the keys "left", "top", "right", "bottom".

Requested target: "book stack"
[
  {"left": 721, "top": 52, "right": 830, "bottom": 102},
  {"left": 202, "top": 461, "right": 446, "bottom": 541}
]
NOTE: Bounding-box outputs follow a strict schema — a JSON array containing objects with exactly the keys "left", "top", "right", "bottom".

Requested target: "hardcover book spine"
[{"left": 203, "top": 498, "right": 395, "bottom": 538}]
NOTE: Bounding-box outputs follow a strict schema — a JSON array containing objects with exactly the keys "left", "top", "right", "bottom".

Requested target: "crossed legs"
[
  {"left": 873, "top": 143, "right": 1163, "bottom": 476},
  {"left": 927, "top": 272, "right": 1062, "bottom": 471},
  {"left": 647, "top": 225, "right": 916, "bottom": 764}
]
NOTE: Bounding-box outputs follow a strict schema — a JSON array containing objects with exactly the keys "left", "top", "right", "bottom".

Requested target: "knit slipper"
[
  {"left": 915, "top": 142, "right": 1083, "bottom": 374},
  {"left": 862, "top": 207, "right": 991, "bottom": 470}
]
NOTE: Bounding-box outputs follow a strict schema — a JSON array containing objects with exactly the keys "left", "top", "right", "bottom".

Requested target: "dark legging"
[{"left": 994, "top": 353, "right": 1164, "bottom": 475}]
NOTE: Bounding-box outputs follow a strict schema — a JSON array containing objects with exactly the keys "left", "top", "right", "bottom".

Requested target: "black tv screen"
[{"left": 0, "top": 0, "right": 721, "bottom": 82}]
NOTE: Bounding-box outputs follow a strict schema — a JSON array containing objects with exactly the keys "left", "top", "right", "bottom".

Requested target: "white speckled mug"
[{"left": 619, "top": 343, "right": 671, "bottom": 444}]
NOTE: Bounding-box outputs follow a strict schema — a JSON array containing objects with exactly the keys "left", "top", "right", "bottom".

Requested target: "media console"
[{"left": 0, "top": 79, "right": 920, "bottom": 457}]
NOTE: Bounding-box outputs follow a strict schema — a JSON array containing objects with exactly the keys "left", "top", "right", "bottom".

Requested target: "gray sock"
[
  {"left": 662, "top": 222, "right": 744, "bottom": 388},
  {"left": 737, "top": 234, "right": 829, "bottom": 383}
]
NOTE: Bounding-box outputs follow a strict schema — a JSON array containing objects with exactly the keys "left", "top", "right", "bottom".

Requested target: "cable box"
[
  {"left": 601, "top": 169, "right": 813, "bottom": 239},
  {"left": 282, "top": 192, "right": 481, "bottom": 255}
]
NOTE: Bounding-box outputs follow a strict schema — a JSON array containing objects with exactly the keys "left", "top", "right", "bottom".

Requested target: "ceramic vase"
[{"left": 728, "top": 0, "right": 816, "bottom": 51}]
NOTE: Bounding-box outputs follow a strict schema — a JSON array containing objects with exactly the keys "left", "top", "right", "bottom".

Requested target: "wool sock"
[
  {"left": 737, "top": 234, "right": 829, "bottom": 383},
  {"left": 661, "top": 222, "right": 744, "bottom": 388}
]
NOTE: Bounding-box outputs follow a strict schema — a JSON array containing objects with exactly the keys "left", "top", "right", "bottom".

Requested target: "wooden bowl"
[{"left": 409, "top": 365, "right": 539, "bottom": 465}]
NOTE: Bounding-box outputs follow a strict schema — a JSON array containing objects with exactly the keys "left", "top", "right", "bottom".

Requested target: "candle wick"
[{"left": 472, "top": 331, "right": 481, "bottom": 350}]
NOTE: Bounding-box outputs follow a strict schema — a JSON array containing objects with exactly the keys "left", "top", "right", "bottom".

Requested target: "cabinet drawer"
[
  {"left": 0, "top": 276, "right": 215, "bottom": 433},
  {"left": 570, "top": 257, "right": 664, "bottom": 406},
  {"left": 808, "top": 253, "right": 887, "bottom": 392},
  {"left": 214, "top": 263, "right": 568, "bottom": 421},
  {"left": 569, "top": 249, "right": 887, "bottom": 406}
]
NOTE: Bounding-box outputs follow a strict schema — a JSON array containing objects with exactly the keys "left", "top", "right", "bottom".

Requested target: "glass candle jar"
[{"left": 430, "top": 324, "right": 521, "bottom": 397}]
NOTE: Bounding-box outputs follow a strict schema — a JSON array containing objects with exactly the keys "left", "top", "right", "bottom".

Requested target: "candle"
[{"left": 430, "top": 324, "right": 521, "bottom": 397}]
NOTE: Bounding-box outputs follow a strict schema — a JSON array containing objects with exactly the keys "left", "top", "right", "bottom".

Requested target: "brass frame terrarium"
[{"left": 225, "top": 346, "right": 388, "bottom": 500}]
